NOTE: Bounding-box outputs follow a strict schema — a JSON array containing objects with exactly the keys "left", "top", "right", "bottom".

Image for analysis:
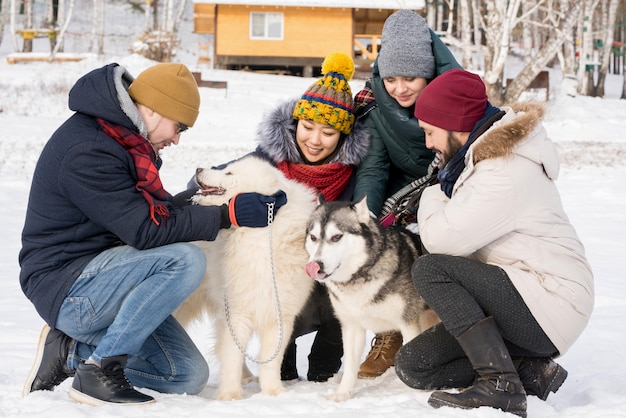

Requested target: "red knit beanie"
[{"left": 414, "top": 69, "right": 488, "bottom": 132}]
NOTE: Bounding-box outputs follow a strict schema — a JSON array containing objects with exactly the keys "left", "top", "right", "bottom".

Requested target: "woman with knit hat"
[
  {"left": 353, "top": 9, "right": 461, "bottom": 380},
  {"left": 249, "top": 52, "right": 370, "bottom": 382},
  {"left": 394, "top": 69, "right": 593, "bottom": 417},
  {"left": 20, "top": 62, "right": 287, "bottom": 406}
]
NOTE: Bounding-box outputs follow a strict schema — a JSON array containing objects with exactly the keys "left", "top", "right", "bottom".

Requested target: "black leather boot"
[
  {"left": 69, "top": 355, "right": 155, "bottom": 405},
  {"left": 516, "top": 357, "right": 567, "bottom": 400},
  {"left": 281, "top": 340, "right": 299, "bottom": 381},
  {"left": 428, "top": 317, "right": 527, "bottom": 417},
  {"left": 23, "top": 325, "right": 75, "bottom": 396}
]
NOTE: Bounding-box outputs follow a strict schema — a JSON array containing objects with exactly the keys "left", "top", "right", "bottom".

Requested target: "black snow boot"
[
  {"left": 281, "top": 341, "right": 299, "bottom": 381},
  {"left": 69, "top": 355, "right": 155, "bottom": 405},
  {"left": 516, "top": 357, "right": 568, "bottom": 400},
  {"left": 428, "top": 317, "right": 527, "bottom": 417},
  {"left": 23, "top": 325, "right": 75, "bottom": 396},
  {"left": 307, "top": 315, "right": 343, "bottom": 382}
]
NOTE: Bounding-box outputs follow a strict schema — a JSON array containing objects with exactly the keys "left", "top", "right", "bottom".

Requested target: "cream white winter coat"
[{"left": 418, "top": 103, "right": 594, "bottom": 355}]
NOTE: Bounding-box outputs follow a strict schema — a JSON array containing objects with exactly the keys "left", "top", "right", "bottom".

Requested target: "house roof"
[{"left": 192, "top": 0, "right": 426, "bottom": 9}]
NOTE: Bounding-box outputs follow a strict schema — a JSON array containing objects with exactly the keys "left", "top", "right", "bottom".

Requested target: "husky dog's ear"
[
  {"left": 316, "top": 193, "right": 326, "bottom": 205},
  {"left": 354, "top": 196, "right": 372, "bottom": 223}
]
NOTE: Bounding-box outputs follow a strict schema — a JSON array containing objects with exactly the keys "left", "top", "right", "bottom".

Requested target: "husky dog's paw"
[{"left": 326, "top": 391, "right": 351, "bottom": 402}]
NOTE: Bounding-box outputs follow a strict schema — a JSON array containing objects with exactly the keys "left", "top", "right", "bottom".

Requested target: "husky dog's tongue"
[{"left": 305, "top": 261, "right": 327, "bottom": 281}]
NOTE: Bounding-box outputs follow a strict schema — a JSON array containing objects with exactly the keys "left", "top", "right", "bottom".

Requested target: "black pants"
[
  {"left": 395, "top": 254, "right": 558, "bottom": 390},
  {"left": 281, "top": 282, "right": 343, "bottom": 380}
]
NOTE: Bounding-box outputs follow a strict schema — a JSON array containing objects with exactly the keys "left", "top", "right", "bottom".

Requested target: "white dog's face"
[{"left": 191, "top": 156, "right": 281, "bottom": 206}]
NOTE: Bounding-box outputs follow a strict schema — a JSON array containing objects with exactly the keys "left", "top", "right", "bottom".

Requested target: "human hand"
[{"left": 228, "top": 190, "right": 287, "bottom": 228}]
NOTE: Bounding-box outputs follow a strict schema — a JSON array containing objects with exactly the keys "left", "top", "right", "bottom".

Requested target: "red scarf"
[
  {"left": 277, "top": 161, "right": 353, "bottom": 201},
  {"left": 97, "top": 118, "right": 171, "bottom": 225}
]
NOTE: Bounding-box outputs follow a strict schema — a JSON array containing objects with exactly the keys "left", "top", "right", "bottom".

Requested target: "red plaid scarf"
[
  {"left": 97, "top": 118, "right": 171, "bottom": 225},
  {"left": 277, "top": 161, "right": 352, "bottom": 202}
]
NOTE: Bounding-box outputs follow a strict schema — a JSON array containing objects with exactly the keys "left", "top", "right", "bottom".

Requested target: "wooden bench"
[
  {"left": 191, "top": 71, "right": 228, "bottom": 97},
  {"left": 507, "top": 70, "right": 549, "bottom": 101},
  {"left": 6, "top": 52, "right": 95, "bottom": 64}
]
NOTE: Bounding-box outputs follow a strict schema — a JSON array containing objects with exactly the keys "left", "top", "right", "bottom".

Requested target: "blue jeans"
[{"left": 55, "top": 243, "right": 209, "bottom": 395}]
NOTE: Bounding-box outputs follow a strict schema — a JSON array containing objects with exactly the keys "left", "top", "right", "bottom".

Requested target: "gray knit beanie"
[{"left": 377, "top": 10, "right": 435, "bottom": 80}]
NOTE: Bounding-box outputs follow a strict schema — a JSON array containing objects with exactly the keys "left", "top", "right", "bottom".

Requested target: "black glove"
[
  {"left": 227, "top": 190, "right": 287, "bottom": 228},
  {"left": 172, "top": 187, "right": 199, "bottom": 208}
]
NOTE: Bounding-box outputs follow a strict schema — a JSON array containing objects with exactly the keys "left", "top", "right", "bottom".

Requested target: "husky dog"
[
  {"left": 174, "top": 155, "right": 318, "bottom": 400},
  {"left": 304, "top": 196, "right": 440, "bottom": 401}
]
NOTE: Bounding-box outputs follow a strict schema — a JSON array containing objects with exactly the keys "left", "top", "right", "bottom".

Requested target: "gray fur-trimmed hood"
[{"left": 255, "top": 99, "right": 371, "bottom": 166}]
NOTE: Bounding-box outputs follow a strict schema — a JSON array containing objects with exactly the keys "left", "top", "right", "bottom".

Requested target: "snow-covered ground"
[{"left": 1, "top": 2, "right": 625, "bottom": 417}]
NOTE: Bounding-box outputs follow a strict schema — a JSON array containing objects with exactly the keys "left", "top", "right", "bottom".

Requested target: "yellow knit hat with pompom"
[{"left": 292, "top": 52, "right": 356, "bottom": 135}]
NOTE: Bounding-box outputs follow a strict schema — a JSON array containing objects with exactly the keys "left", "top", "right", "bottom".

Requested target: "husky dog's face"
[
  {"left": 191, "top": 156, "right": 281, "bottom": 207},
  {"left": 304, "top": 197, "right": 372, "bottom": 283}
]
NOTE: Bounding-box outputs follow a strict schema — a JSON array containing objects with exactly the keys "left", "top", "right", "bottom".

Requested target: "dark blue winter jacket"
[{"left": 19, "top": 63, "right": 223, "bottom": 327}]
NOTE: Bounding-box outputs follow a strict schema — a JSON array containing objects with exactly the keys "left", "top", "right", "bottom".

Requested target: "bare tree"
[
  {"left": 504, "top": 1, "right": 582, "bottom": 103},
  {"left": 578, "top": 0, "right": 602, "bottom": 94},
  {"left": 457, "top": 0, "right": 474, "bottom": 68},
  {"left": 133, "top": 0, "right": 187, "bottom": 62},
  {"left": 50, "top": 0, "right": 74, "bottom": 60},
  {"left": 555, "top": 0, "right": 578, "bottom": 76},
  {"left": 92, "top": 0, "right": 104, "bottom": 55},
  {"left": 0, "top": 0, "right": 6, "bottom": 48},
  {"left": 480, "top": 0, "right": 522, "bottom": 104},
  {"left": 592, "top": 0, "right": 620, "bottom": 96}
]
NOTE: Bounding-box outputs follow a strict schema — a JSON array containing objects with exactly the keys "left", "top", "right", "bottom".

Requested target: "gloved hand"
[
  {"left": 227, "top": 190, "right": 287, "bottom": 228},
  {"left": 172, "top": 187, "right": 199, "bottom": 208}
]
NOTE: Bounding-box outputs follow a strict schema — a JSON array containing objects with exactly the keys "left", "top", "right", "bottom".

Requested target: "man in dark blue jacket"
[{"left": 20, "top": 62, "right": 285, "bottom": 405}]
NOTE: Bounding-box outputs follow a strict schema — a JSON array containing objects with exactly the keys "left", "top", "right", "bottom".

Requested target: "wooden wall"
[{"left": 213, "top": 5, "right": 353, "bottom": 59}]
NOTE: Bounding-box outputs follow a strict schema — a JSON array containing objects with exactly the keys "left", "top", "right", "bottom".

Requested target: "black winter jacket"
[{"left": 19, "top": 63, "right": 223, "bottom": 327}]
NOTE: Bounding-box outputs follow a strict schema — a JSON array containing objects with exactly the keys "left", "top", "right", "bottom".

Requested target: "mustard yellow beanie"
[
  {"left": 293, "top": 52, "right": 355, "bottom": 135},
  {"left": 128, "top": 63, "right": 200, "bottom": 127}
]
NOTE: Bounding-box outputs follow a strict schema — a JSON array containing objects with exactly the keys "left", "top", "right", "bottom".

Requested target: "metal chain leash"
[{"left": 224, "top": 201, "right": 284, "bottom": 364}]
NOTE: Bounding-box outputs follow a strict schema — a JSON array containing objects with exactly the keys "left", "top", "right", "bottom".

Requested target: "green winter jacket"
[{"left": 353, "top": 31, "right": 461, "bottom": 215}]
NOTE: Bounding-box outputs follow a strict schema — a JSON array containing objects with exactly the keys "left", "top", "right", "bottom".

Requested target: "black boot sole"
[
  {"left": 23, "top": 325, "right": 51, "bottom": 397},
  {"left": 536, "top": 364, "right": 568, "bottom": 401},
  {"left": 69, "top": 387, "right": 156, "bottom": 406}
]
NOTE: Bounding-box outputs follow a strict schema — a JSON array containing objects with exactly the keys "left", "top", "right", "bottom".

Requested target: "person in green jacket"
[{"left": 352, "top": 9, "right": 461, "bottom": 380}]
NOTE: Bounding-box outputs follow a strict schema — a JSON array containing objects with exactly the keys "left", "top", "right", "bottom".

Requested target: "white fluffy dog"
[{"left": 174, "top": 155, "right": 317, "bottom": 400}]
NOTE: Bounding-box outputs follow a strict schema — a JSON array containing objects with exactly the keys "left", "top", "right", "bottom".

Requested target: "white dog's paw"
[
  {"left": 261, "top": 383, "right": 287, "bottom": 397},
  {"left": 216, "top": 388, "right": 244, "bottom": 401},
  {"left": 326, "top": 391, "right": 351, "bottom": 402},
  {"left": 242, "top": 374, "right": 258, "bottom": 385}
]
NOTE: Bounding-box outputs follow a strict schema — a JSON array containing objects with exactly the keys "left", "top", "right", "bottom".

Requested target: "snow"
[{"left": 1, "top": 3, "right": 626, "bottom": 417}]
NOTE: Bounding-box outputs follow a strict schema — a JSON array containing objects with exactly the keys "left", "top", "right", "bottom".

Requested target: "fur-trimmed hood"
[
  {"left": 471, "top": 102, "right": 559, "bottom": 180},
  {"left": 256, "top": 99, "right": 371, "bottom": 166}
]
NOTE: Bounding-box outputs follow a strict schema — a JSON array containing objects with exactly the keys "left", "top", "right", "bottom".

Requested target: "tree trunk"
[
  {"left": 483, "top": 0, "right": 522, "bottom": 105},
  {"left": 426, "top": 0, "right": 437, "bottom": 30},
  {"left": 595, "top": 0, "right": 620, "bottom": 97},
  {"left": 578, "top": 0, "right": 601, "bottom": 95},
  {"left": 0, "top": 0, "right": 6, "bottom": 47},
  {"left": 559, "top": 0, "right": 577, "bottom": 75},
  {"left": 458, "top": 0, "right": 473, "bottom": 68},
  {"left": 50, "top": 0, "right": 73, "bottom": 59},
  {"left": 23, "top": 0, "right": 33, "bottom": 52}
]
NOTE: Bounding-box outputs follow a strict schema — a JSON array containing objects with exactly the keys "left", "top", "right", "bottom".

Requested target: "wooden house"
[{"left": 192, "top": 0, "right": 426, "bottom": 77}]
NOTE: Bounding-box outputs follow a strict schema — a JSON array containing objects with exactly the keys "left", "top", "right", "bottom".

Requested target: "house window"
[{"left": 250, "top": 12, "right": 283, "bottom": 40}]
